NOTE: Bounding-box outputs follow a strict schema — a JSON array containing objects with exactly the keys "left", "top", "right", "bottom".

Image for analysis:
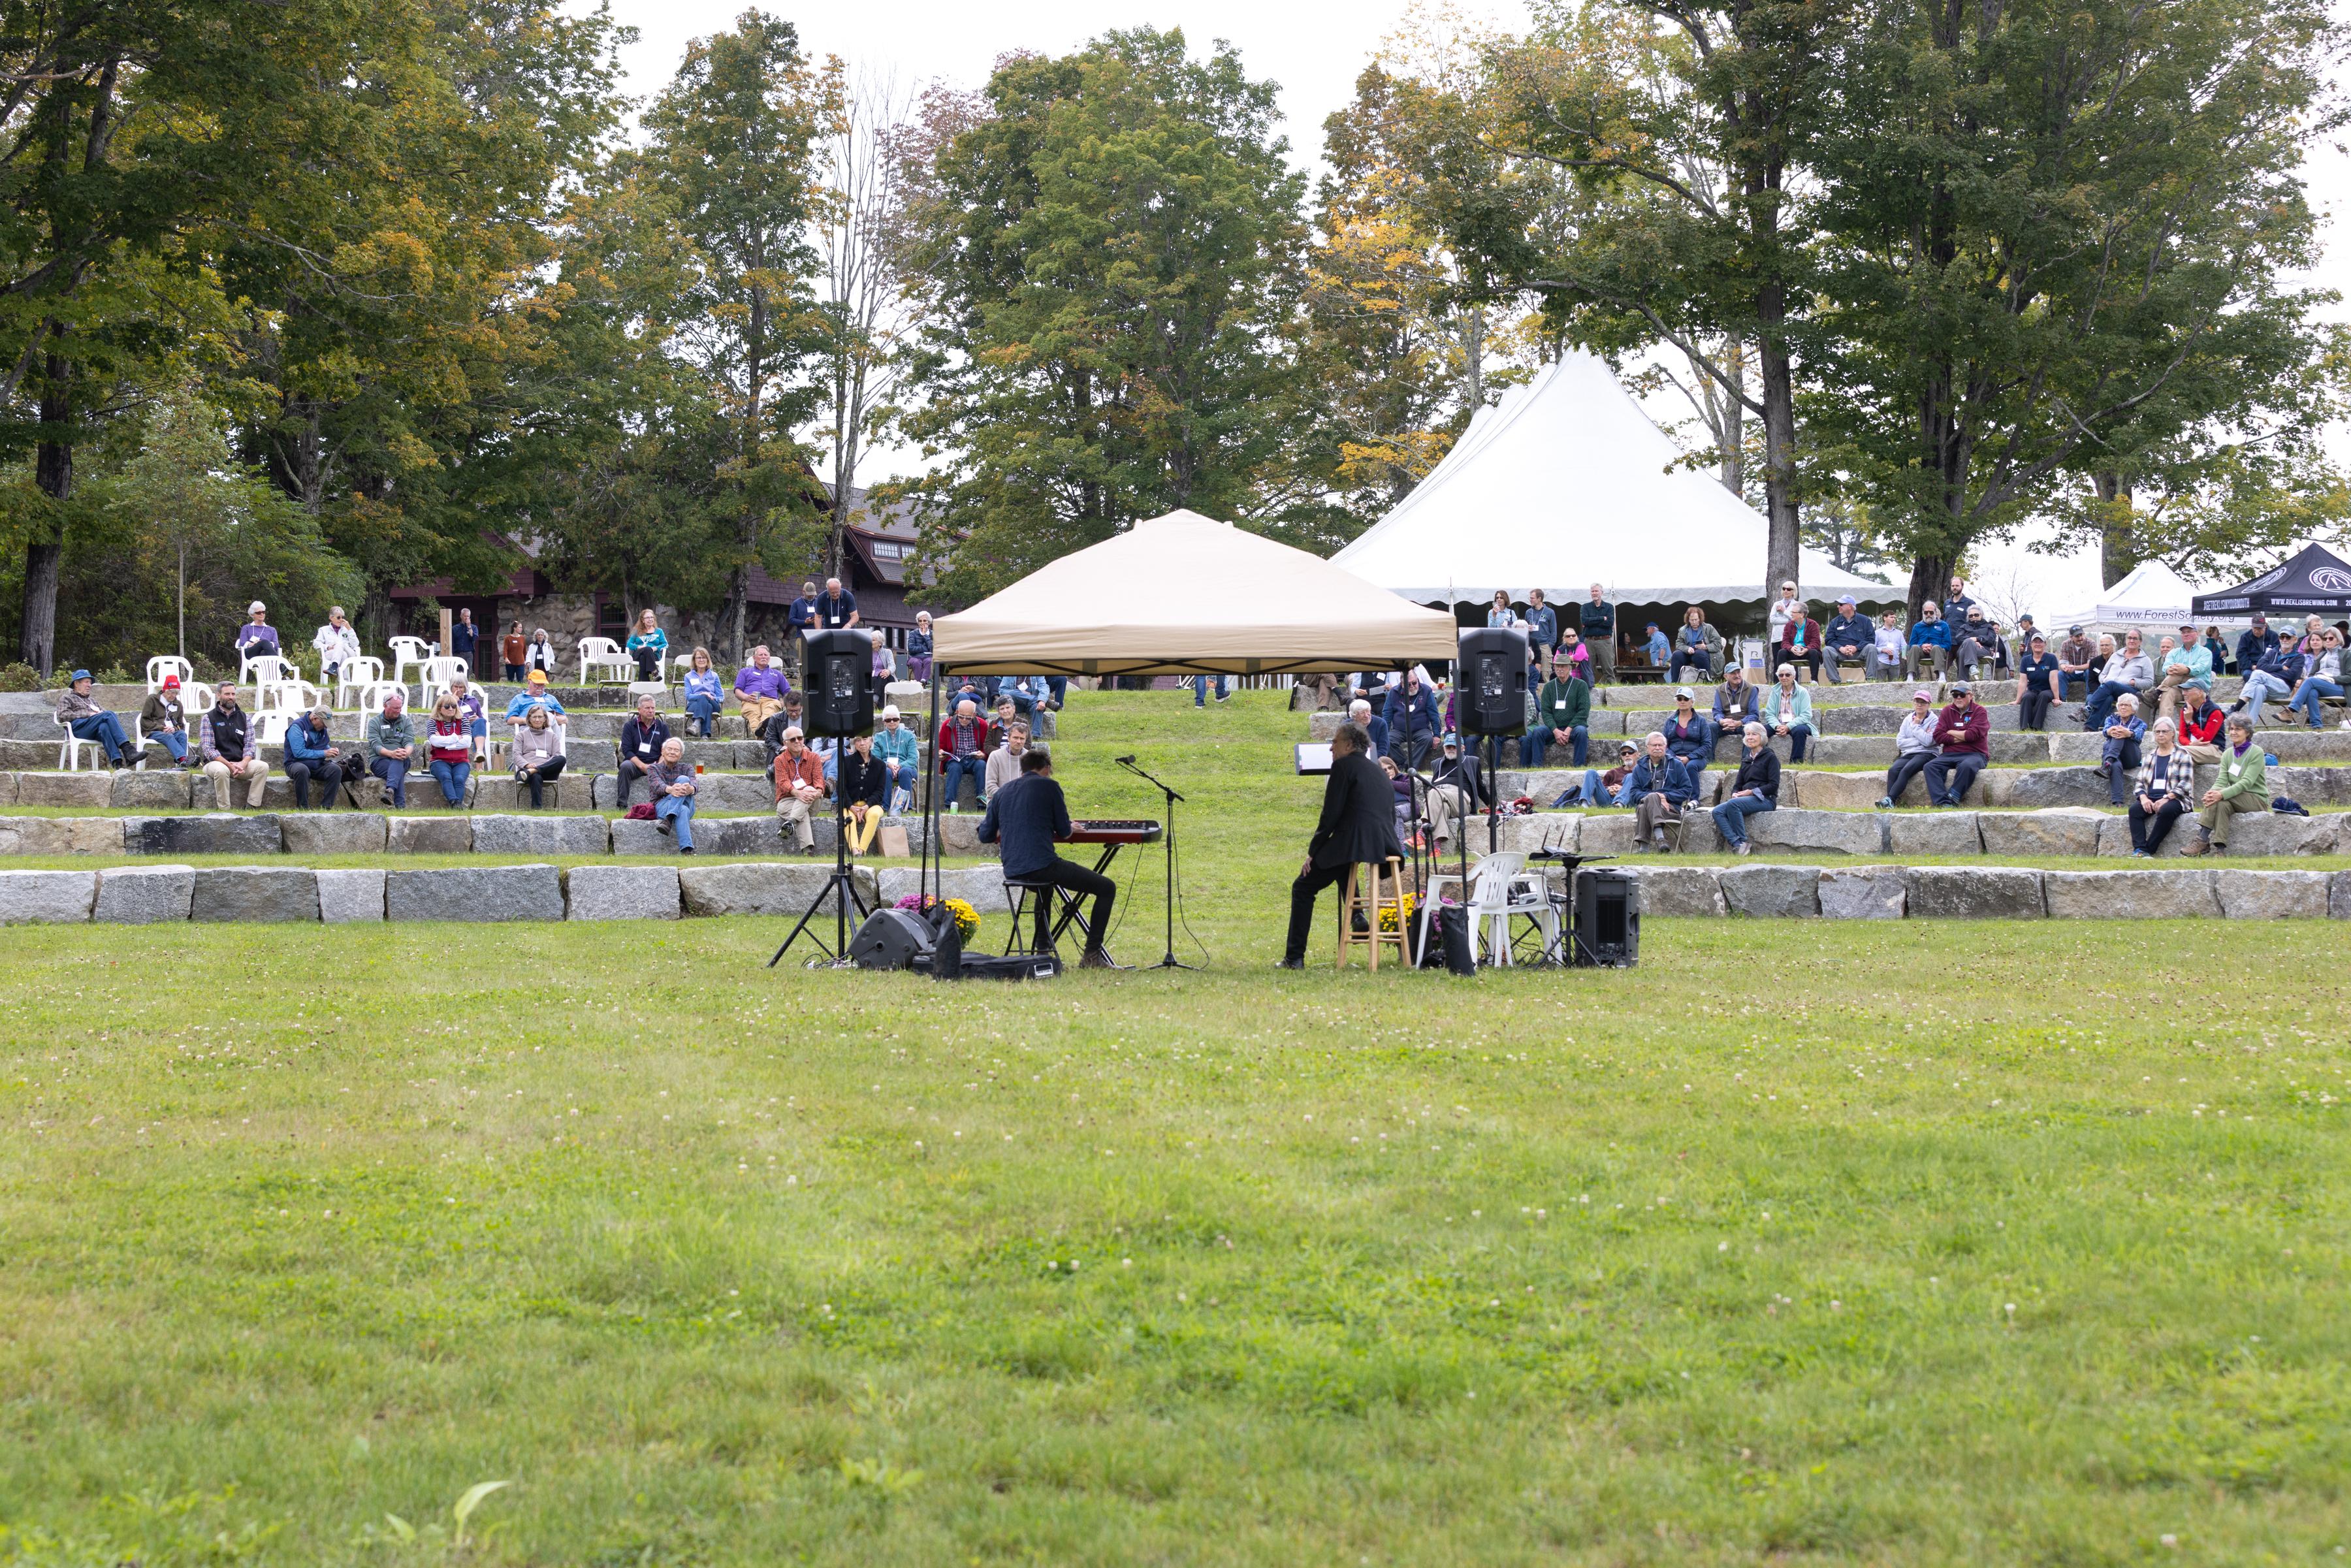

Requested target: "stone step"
[
  {"left": 1501, "top": 760, "right": 2351, "bottom": 812},
  {"left": 1595, "top": 861, "right": 2341, "bottom": 920},
  {"left": 1469, "top": 804, "right": 2346, "bottom": 861}
]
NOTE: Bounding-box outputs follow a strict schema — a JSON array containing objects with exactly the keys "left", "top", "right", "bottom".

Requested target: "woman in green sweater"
[{"left": 2194, "top": 714, "right": 2267, "bottom": 853}]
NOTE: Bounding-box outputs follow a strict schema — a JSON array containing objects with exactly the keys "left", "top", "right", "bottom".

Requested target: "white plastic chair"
[
  {"left": 52, "top": 708, "right": 101, "bottom": 771},
  {"left": 335, "top": 655, "right": 385, "bottom": 709},
  {"left": 388, "top": 635, "right": 431, "bottom": 690},
  {"left": 146, "top": 654, "right": 192, "bottom": 694},
  {"left": 236, "top": 641, "right": 293, "bottom": 685},
  {"left": 1465, "top": 852, "right": 1556, "bottom": 965},
  {"left": 356, "top": 681, "right": 408, "bottom": 721},
  {"left": 255, "top": 711, "right": 290, "bottom": 746},
  {"left": 577, "top": 635, "right": 630, "bottom": 686},
  {"left": 419, "top": 655, "right": 470, "bottom": 708},
  {"left": 241, "top": 653, "right": 298, "bottom": 694}
]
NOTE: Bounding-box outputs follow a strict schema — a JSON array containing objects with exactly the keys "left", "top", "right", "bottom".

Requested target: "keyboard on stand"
[{"left": 1068, "top": 819, "right": 1164, "bottom": 844}]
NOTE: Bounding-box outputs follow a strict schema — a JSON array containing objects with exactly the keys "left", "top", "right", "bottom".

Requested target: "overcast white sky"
[{"left": 601, "top": 0, "right": 2351, "bottom": 613}]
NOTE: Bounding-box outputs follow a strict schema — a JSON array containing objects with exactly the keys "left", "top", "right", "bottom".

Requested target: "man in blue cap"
[{"left": 54, "top": 670, "right": 138, "bottom": 767}]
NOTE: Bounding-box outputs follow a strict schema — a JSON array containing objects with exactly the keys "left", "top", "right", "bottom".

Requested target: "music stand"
[{"left": 1115, "top": 754, "right": 1198, "bottom": 970}]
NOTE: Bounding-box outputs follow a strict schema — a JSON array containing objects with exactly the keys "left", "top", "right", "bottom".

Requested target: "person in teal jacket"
[
  {"left": 870, "top": 704, "right": 923, "bottom": 814},
  {"left": 1758, "top": 664, "right": 1815, "bottom": 761}
]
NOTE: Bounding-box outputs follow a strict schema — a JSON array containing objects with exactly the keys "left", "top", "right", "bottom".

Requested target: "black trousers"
[
  {"left": 616, "top": 756, "right": 650, "bottom": 806},
  {"left": 515, "top": 753, "right": 566, "bottom": 808},
  {"left": 2019, "top": 688, "right": 2053, "bottom": 729},
  {"left": 632, "top": 645, "right": 663, "bottom": 679},
  {"left": 1883, "top": 750, "right": 1933, "bottom": 803},
  {"left": 1925, "top": 752, "right": 1985, "bottom": 805},
  {"left": 2130, "top": 796, "right": 2188, "bottom": 853},
  {"left": 286, "top": 759, "right": 343, "bottom": 809},
  {"left": 1023, "top": 856, "right": 1115, "bottom": 953},
  {"left": 1285, "top": 861, "right": 1355, "bottom": 964}
]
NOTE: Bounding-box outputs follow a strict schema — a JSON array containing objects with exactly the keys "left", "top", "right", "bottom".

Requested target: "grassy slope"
[{"left": 2, "top": 693, "right": 2347, "bottom": 1567}]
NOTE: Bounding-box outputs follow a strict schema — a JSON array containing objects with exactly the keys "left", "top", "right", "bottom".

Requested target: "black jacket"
[
  {"left": 978, "top": 772, "right": 1070, "bottom": 878},
  {"left": 620, "top": 715, "right": 671, "bottom": 768},
  {"left": 839, "top": 748, "right": 889, "bottom": 808},
  {"left": 1308, "top": 750, "right": 1404, "bottom": 871},
  {"left": 1729, "top": 745, "right": 1782, "bottom": 803},
  {"left": 1431, "top": 751, "right": 1486, "bottom": 810}
]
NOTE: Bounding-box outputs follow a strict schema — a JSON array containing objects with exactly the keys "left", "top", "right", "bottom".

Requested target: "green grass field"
[{"left": 3, "top": 693, "right": 2348, "bottom": 1565}]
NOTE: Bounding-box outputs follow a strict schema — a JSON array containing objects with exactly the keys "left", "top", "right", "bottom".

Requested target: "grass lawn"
[{"left": 3, "top": 693, "right": 2348, "bottom": 1565}]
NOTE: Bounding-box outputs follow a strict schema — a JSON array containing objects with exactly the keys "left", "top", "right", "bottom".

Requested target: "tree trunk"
[
  {"left": 1907, "top": 552, "right": 1951, "bottom": 625},
  {"left": 1719, "top": 338, "right": 1746, "bottom": 496},
  {"left": 19, "top": 351, "right": 73, "bottom": 675},
  {"left": 2093, "top": 473, "right": 2133, "bottom": 588},
  {"left": 1462, "top": 304, "right": 1485, "bottom": 411},
  {"left": 1758, "top": 327, "right": 1800, "bottom": 600}
]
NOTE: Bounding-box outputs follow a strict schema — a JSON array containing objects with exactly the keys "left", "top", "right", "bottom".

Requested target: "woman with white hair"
[
  {"left": 312, "top": 606, "right": 360, "bottom": 682},
  {"left": 907, "top": 611, "right": 935, "bottom": 684},
  {"left": 1710, "top": 721, "right": 1781, "bottom": 856},
  {"left": 1758, "top": 663, "right": 1814, "bottom": 761},
  {"left": 234, "top": 600, "right": 280, "bottom": 660}
]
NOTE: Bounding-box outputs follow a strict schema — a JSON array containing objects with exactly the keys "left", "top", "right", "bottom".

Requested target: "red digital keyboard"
[{"left": 1068, "top": 819, "right": 1163, "bottom": 845}]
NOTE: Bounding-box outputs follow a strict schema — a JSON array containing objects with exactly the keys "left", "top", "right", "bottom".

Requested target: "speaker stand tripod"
[
  {"left": 1115, "top": 754, "right": 1198, "bottom": 970},
  {"left": 767, "top": 790, "right": 871, "bottom": 967}
]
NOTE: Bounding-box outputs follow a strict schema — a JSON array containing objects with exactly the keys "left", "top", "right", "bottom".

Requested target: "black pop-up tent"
[{"left": 2192, "top": 543, "right": 2351, "bottom": 618}]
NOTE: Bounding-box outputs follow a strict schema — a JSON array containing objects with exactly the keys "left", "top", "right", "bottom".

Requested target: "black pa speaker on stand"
[
  {"left": 1573, "top": 870, "right": 1640, "bottom": 968},
  {"left": 802, "top": 628, "right": 876, "bottom": 738},
  {"left": 1455, "top": 627, "right": 1529, "bottom": 737}
]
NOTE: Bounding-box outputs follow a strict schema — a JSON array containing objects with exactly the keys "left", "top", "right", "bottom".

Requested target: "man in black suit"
[{"left": 1279, "top": 721, "right": 1405, "bottom": 968}]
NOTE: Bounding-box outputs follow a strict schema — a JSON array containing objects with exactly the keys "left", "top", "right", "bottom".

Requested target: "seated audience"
[
  {"left": 1626, "top": 731, "right": 1700, "bottom": 852},
  {"left": 1904, "top": 602, "right": 1953, "bottom": 680},
  {"left": 1759, "top": 664, "right": 1812, "bottom": 761},
  {"left": 2176, "top": 684, "right": 2226, "bottom": 763},
  {"left": 2287, "top": 627, "right": 2345, "bottom": 729},
  {"left": 1581, "top": 739, "right": 1642, "bottom": 809},
  {"left": 648, "top": 736, "right": 698, "bottom": 852},
  {"left": 936, "top": 699, "right": 991, "bottom": 811},
  {"left": 1778, "top": 601, "right": 1823, "bottom": 682},
  {"left": 234, "top": 600, "right": 280, "bottom": 662},
  {"left": 839, "top": 731, "right": 891, "bottom": 855},
  {"left": 1822, "top": 597, "right": 1872, "bottom": 683},
  {"left": 907, "top": 611, "right": 934, "bottom": 684},
  {"left": 772, "top": 727, "right": 828, "bottom": 852},
  {"left": 2013, "top": 633, "right": 2060, "bottom": 731},
  {"left": 1669, "top": 607, "right": 1720, "bottom": 682},
  {"left": 54, "top": 669, "right": 137, "bottom": 767},
  {"left": 1870, "top": 613, "right": 1907, "bottom": 682},
  {"left": 1878, "top": 690, "right": 1939, "bottom": 808},
  {"left": 2233, "top": 632, "right": 2301, "bottom": 728},
  {"left": 366, "top": 690, "right": 417, "bottom": 808},
  {"left": 1383, "top": 666, "right": 1440, "bottom": 769},
  {"left": 2126, "top": 724, "right": 2194, "bottom": 856},
  {"left": 1525, "top": 666, "right": 1590, "bottom": 768},
  {"left": 1951, "top": 605, "right": 2006, "bottom": 680},
  {"left": 1423, "top": 733, "right": 1486, "bottom": 850},
  {"left": 1347, "top": 697, "right": 1389, "bottom": 759},
  {"left": 1554, "top": 627, "right": 1593, "bottom": 685},
  {"left": 627, "top": 609, "right": 668, "bottom": 681},
  {"left": 2081, "top": 629, "right": 2152, "bottom": 731},
  {"left": 872, "top": 705, "right": 921, "bottom": 814},
  {"left": 1711, "top": 721, "right": 1781, "bottom": 855},
  {"left": 511, "top": 704, "right": 566, "bottom": 808},
  {"left": 426, "top": 694, "right": 472, "bottom": 807},
  {"left": 1662, "top": 688, "right": 1710, "bottom": 773},
  {"left": 138, "top": 673, "right": 193, "bottom": 767},
  {"left": 312, "top": 606, "right": 360, "bottom": 684},
  {"left": 2095, "top": 693, "right": 2147, "bottom": 806},
  {"left": 1711, "top": 667, "right": 1760, "bottom": 761},
  {"left": 616, "top": 694, "right": 672, "bottom": 809},
  {"left": 987, "top": 694, "right": 1021, "bottom": 751},
  {"left": 2152, "top": 623, "right": 2214, "bottom": 721},
  {"left": 2235, "top": 615, "right": 2280, "bottom": 682},
  {"left": 200, "top": 684, "right": 270, "bottom": 808},
  {"left": 681, "top": 646, "right": 724, "bottom": 737},
  {"left": 758, "top": 692, "right": 808, "bottom": 761},
  {"left": 985, "top": 720, "right": 1030, "bottom": 803},
  {"left": 283, "top": 705, "right": 347, "bottom": 809},
  {"left": 504, "top": 669, "right": 568, "bottom": 725},
  {"left": 871, "top": 634, "right": 899, "bottom": 710},
  {"left": 2195, "top": 715, "right": 2267, "bottom": 853},
  {"left": 733, "top": 645, "right": 790, "bottom": 733},
  {"left": 1924, "top": 681, "right": 1989, "bottom": 807},
  {"left": 2053, "top": 625, "right": 2098, "bottom": 701},
  {"left": 446, "top": 675, "right": 488, "bottom": 761}
]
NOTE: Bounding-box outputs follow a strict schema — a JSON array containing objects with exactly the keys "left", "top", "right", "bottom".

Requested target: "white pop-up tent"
[
  {"left": 2043, "top": 559, "right": 2228, "bottom": 635},
  {"left": 931, "top": 508, "right": 1459, "bottom": 675},
  {"left": 1332, "top": 351, "right": 1900, "bottom": 615}
]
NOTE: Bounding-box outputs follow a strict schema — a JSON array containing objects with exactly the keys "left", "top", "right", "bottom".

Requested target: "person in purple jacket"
[{"left": 734, "top": 645, "right": 790, "bottom": 733}]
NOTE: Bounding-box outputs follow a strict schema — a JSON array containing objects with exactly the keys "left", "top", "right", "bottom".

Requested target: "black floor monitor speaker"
[
  {"left": 1456, "top": 627, "right": 1529, "bottom": 735},
  {"left": 803, "top": 628, "right": 875, "bottom": 739},
  {"left": 1575, "top": 870, "right": 1640, "bottom": 967},
  {"left": 848, "top": 908, "right": 936, "bottom": 970}
]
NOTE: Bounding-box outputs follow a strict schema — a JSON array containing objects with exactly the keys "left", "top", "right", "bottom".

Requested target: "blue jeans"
[
  {"left": 431, "top": 757, "right": 470, "bottom": 806},
  {"left": 1525, "top": 724, "right": 1588, "bottom": 769},
  {"left": 372, "top": 756, "right": 409, "bottom": 807},
  {"left": 941, "top": 755, "right": 985, "bottom": 807},
  {"left": 70, "top": 712, "right": 133, "bottom": 763},
  {"left": 882, "top": 758, "right": 915, "bottom": 814},
  {"left": 2099, "top": 737, "right": 2141, "bottom": 804},
  {"left": 2056, "top": 671, "right": 2090, "bottom": 700},
  {"left": 2083, "top": 680, "right": 2138, "bottom": 731},
  {"left": 1711, "top": 792, "right": 1776, "bottom": 846},
  {"left": 655, "top": 792, "right": 696, "bottom": 850},
  {"left": 1046, "top": 677, "right": 1067, "bottom": 708},
  {"left": 1772, "top": 722, "right": 1812, "bottom": 762},
  {"left": 146, "top": 728, "right": 188, "bottom": 763},
  {"left": 685, "top": 694, "right": 720, "bottom": 737},
  {"left": 2239, "top": 670, "right": 2291, "bottom": 726},
  {"left": 2290, "top": 677, "right": 2342, "bottom": 728},
  {"left": 1581, "top": 770, "right": 1635, "bottom": 807},
  {"left": 1194, "top": 674, "right": 1227, "bottom": 706},
  {"left": 1925, "top": 753, "right": 1984, "bottom": 806}
]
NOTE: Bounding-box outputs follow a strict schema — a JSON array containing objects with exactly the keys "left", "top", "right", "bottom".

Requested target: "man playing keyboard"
[{"left": 978, "top": 746, "right": 1123, "bottom": 969}]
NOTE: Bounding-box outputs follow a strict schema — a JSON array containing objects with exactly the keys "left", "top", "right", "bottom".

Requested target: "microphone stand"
[{"left": 1116, "top": 754, "right": 1198, "bottom": 970}]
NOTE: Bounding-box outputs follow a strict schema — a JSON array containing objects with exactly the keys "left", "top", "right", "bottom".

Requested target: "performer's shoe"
[
  {"left": 1273, "top": 957, "right": 1305, "bottom": 970},
  {"left": 1079, "top": 949, "right": 1128, "bottom": 971}
]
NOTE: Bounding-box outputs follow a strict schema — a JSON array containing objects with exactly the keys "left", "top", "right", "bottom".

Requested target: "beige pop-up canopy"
[{"left": 931, "top": 509, "right": 1460, "bottom": 677}]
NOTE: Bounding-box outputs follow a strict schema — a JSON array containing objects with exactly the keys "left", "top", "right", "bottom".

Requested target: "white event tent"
[
  {"left": 2042, "top": 559, "right": 2228, "bottom": 636},
  {"left": 1332, "top": 351, "right": 1900, "bottom": 617}
]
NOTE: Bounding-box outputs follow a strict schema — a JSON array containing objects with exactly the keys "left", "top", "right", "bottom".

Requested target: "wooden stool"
[{"left": 1337, "top": 857, "right": 1409, "bottom": 970}]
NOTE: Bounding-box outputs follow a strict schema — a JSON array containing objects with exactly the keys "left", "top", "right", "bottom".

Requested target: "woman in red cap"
[{"left": 136, "top": 673, "right": 193, "bottom": 767}]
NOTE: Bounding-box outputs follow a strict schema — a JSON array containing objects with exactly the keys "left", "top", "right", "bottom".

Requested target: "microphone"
[{"left": 1115, "top": 754, "right": 1136, "bottom": 765}]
